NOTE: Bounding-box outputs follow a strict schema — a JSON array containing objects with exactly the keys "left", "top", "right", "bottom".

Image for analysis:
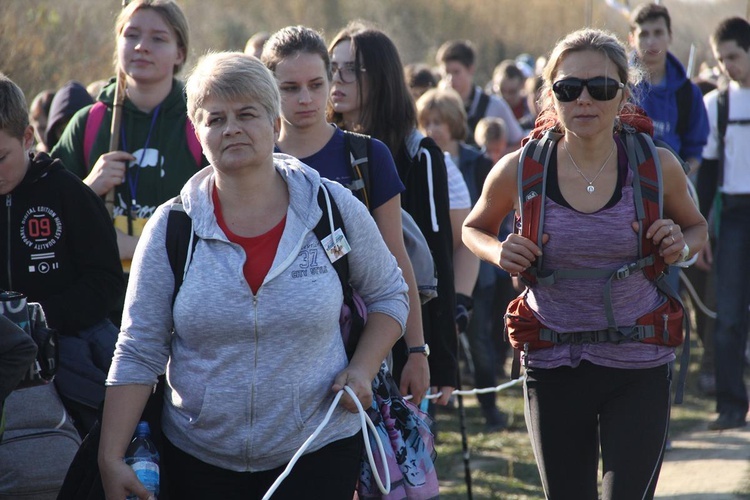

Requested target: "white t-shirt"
[
  {"left": 703, "top": 82, "right": 750, "bottom": 194},
  {"left": 444, "top": 152, "right": 471, "bottom": 210}
]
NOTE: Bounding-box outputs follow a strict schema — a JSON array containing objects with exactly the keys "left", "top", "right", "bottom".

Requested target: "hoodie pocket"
[
  {"left": 187, "top": 386, "right": 251, "bottom": 447},
  {"left": 253, "top": 383, "right": 305, "bottom": 454}
]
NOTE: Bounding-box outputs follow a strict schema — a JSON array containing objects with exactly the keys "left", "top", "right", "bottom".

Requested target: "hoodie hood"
[
  {"left": 179, "top": 154, "right": 324, "bottom": 243},
  {"left": 18, "top": 152, "right": 63, "bottom": 190},
  {"left": 45, "top": 81, "right": 93, "bottom": 148},
  {"left": 660, "top": 52, "right": 690, "bottom": 92}
]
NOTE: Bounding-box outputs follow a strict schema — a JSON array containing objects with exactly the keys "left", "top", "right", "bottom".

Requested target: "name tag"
[{"left": 321, "top": 228, "right": 351, "bottom": 263}]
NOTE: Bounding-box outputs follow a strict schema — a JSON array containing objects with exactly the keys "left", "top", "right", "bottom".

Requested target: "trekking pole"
[
  {"left": 105, "top": 0, "right": 129, "bottom": 218},
  {"left": 455, "top": 331, "right": 473, "bottom": 500}
]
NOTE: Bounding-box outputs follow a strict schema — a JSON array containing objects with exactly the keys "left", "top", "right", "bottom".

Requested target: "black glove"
[{"left": 455, "top": 293, "right": 474, "bottom": 334}]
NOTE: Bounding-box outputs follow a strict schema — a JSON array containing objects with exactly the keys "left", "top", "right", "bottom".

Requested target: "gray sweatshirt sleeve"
[
  {"left": 107, "top": 204, "right": 174, "bottom": 386},
  {"left": 325, "top": 181, "right": 409, "bottom": 334}
]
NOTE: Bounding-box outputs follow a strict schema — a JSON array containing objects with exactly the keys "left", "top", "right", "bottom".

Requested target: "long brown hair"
[{"left": 327, "top": 23, "right": 415, "bottom": 158}]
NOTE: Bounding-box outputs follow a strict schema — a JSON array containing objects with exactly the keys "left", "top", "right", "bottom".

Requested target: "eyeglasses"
[
  {"left": 552, "top": 77, "right": 625, "bottom": 102},
  {"left": 331, "top": 62, "right": 365, "bottom": 84}
]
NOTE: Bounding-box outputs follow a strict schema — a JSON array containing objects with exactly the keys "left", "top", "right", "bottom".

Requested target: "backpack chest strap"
[
  {"left": 531, "top": 255, "right": 654, "bottom": 286},
  {"left": 531, "top": 254, "right": 655, "bottom": 332}
]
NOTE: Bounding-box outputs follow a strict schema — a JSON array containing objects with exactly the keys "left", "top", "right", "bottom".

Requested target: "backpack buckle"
[{"left": 615, "top": 263, "right": 638, "bottom": 280}]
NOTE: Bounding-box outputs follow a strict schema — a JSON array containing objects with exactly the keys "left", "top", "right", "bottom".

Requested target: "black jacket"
[
  {"left": 394, "top": 134, "right": 458, "bottom": 388},
  {"left": 1, "top": 153, "right": 124, "bottom": 335}
]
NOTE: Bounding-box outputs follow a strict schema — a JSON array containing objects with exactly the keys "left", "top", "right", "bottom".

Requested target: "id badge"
[{"left": 321, "top": 228, "right": 351, "bottom": 263}]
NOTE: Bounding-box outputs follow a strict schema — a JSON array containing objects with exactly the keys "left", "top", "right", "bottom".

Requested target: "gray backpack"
[
  {"left": 0, "top": 384, "right": 81, "bottom": 499},
  {"left": 343, "top": 130, "right": 437, "bottom": 304}
]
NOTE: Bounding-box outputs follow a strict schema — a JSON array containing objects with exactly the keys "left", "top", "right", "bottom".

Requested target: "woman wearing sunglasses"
[{"left": 463, "top": 28, "right": 707, "bottom": 499}]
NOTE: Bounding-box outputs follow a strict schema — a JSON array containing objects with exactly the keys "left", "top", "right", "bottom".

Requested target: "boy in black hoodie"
[{"left": 0, "top": 73, "right": 125, "bottom": 436}]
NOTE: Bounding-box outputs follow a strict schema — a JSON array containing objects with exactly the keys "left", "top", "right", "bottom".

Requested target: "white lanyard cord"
[{"left": 262, "top": 386, "right": 390, "bottom": 499}]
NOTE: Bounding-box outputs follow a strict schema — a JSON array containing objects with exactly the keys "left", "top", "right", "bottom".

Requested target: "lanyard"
[{"left": 120, "top": 105, "right": 161, "bottom": 214}]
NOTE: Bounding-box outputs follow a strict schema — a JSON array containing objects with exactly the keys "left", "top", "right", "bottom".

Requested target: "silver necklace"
[{"left": 563, "top": 141, "right": 616, "bottom": 194}]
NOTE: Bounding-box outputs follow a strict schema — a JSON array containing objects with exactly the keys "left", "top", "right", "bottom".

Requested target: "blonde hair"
[
  {"left": 415, "top": 87, "right": 467, "bottom": 141},
  {"left": 186, "top": 51, "right": 280, "bottom": 126},
  {"left": 114, "top": 0, "right": 190, "bottom": 75},
  {"left": 0, "top": 73, "right": 29, "bottom": 140}
]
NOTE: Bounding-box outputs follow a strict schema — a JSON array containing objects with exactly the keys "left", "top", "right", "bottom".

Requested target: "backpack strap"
[
  {"left": 620, "top": 131, "right": 691, "bottom": 402},
  {"left": 717, "top": 88, "right": 729, "bottom": 189},
  {"left": 185, "top": 119, "right": 203, "bottom": 167},
  {"left": 624, "top": 130, "right": 665, "bottom": 280},
  {"left": 165, "top": 196, "right": 198, "bottom": 306},
  {"left": 675, "top": 79, "right": 693, "bottom": 139},
  {"left": 83, "top": 101, "right": 107, "bottom": 169},
  {"left": 467, "top": 91, "right": 491, "bottom": 142},
  {"left": 312, "top": 184, "right": 364, "bottom": 359},
  {"left": 342, "top": 130, "right": 372, "bottom": 211},
  {"left": 516, "top": 130, "right": 560, "bottom": 285},
  {"left": 85, "top": 101, "right": 202, "bottom": 170}
]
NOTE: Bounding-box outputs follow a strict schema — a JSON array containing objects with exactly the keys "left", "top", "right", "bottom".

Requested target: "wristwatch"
[
  {"left": 676, "top": 243, "right": 690, "bottom": 263},
  {"left": 408, "top": 344, "right": 430, "bottom": 357}
]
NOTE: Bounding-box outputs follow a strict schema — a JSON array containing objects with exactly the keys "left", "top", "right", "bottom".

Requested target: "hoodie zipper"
[{"left": 5, "top": 194, "right": 12, "bottom": 290}]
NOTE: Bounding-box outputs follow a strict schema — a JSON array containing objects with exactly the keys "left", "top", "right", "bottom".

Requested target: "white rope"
[
  {"left": 678, "top": 269, "right": 717, "bottom": 319},
  {"left": 403, "top": 376, "right": 526, "bottom": 401},
  {"left": 262, "top": 386, "right": 390, "bottom": 500}
]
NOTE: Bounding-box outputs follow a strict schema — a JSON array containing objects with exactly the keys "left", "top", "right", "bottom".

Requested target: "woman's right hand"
[
  {"left": 84, "top": 151, "right": 135, "bottom": 196},
  {"left": 498, "top": 233, "right": 547, "bottom": 273},
  {"left": 100, "top": 456, "right": 155, "bottom": 500}
]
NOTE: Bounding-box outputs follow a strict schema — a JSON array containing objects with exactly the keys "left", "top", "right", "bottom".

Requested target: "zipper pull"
[
  {"left": 5, "top": 194, "right": 11, "bottom": 207},
  {"left": 662, "top": 313, "right": 669, "bottom": 343}
]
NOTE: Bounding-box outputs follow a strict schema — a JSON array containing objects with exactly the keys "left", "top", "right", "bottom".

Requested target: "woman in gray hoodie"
[{"left": 98, "top": 52, "right": 408, "bottom": 500}]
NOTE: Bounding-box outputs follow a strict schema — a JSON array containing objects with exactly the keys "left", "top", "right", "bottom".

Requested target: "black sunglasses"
[{"left": 552, "top": 77, "right": 625, "bottom": 102}]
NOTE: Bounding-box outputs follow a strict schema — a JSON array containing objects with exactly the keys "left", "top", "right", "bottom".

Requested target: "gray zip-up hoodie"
[{"left": 107, "top": 155, "right": 408, "bottom": 471}]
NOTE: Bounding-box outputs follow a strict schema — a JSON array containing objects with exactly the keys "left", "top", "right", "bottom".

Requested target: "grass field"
[{"left": 432, "top": 336, "right": 719, "bottom": 500}]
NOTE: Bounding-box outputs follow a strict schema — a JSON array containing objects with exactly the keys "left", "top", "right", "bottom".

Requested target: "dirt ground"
[{"left": 655, "top": 417, "right": 750, "bottom": 499}]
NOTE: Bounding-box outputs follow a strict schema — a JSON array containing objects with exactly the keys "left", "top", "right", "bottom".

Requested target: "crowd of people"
[{"left": 0, "top": 0, "right": 747, "bottom": 498}]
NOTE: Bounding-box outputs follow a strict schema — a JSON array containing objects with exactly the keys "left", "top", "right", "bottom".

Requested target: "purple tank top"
[{"left": 525, "top": 139, "right": 675, "bottom": 370}]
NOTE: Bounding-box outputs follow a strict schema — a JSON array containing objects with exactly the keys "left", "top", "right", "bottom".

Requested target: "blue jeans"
[
  {"left": 714, "top": 194, "right": 750, "bottom": 415},
  {"left": 55, "top": 318, "right": 119, "bottom": 435}
]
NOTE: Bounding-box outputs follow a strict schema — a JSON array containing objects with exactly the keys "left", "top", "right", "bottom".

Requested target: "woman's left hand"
[
  {"left": 634, "top": 218, "right": 685, "bottom": 265},
  {"left": 332, "top": 366, "right": 374, "bottom": 413}
]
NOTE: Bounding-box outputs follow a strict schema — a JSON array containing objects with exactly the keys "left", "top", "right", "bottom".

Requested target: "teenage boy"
[
  {"left": 0, "top": 72, "right": 125, "bottom": 436},
  {"left": 436, "top": 39, "right": 524, "bottom": 148},
  {"left": 699, "top": 17, "right": 750, "bottom": 431},
  {"left": 629, "top": 2, "right": 709, "bottom": 174}
]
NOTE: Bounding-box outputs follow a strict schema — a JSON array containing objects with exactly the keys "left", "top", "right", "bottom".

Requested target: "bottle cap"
[{"left": 136, "top": 421, "right": 151, "bottom": 437}]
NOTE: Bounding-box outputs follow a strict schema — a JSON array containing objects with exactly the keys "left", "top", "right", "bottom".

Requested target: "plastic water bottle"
[{"left": 124, "top": 421, "right": 160, "bottom": 499}]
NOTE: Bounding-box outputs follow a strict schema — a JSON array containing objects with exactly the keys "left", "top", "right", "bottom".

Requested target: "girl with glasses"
[
  {"left": 463, "top": 28, "right": 707, "bottom": 499},
  {"left": 328, "top": 22, "right": 458, "bottom": 408}
]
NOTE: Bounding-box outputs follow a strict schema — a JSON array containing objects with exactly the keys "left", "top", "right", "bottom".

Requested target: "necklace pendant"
[{"left": 587, "top": 185, "right": 595, "bottom": 194}]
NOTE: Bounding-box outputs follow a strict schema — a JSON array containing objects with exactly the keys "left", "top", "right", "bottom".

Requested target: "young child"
[
  {"left": 474, "top": 116, "right": 508, "bottom": 164},
  {"left": 416, "top": 87, "right": 508, "bottom": 431}
]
